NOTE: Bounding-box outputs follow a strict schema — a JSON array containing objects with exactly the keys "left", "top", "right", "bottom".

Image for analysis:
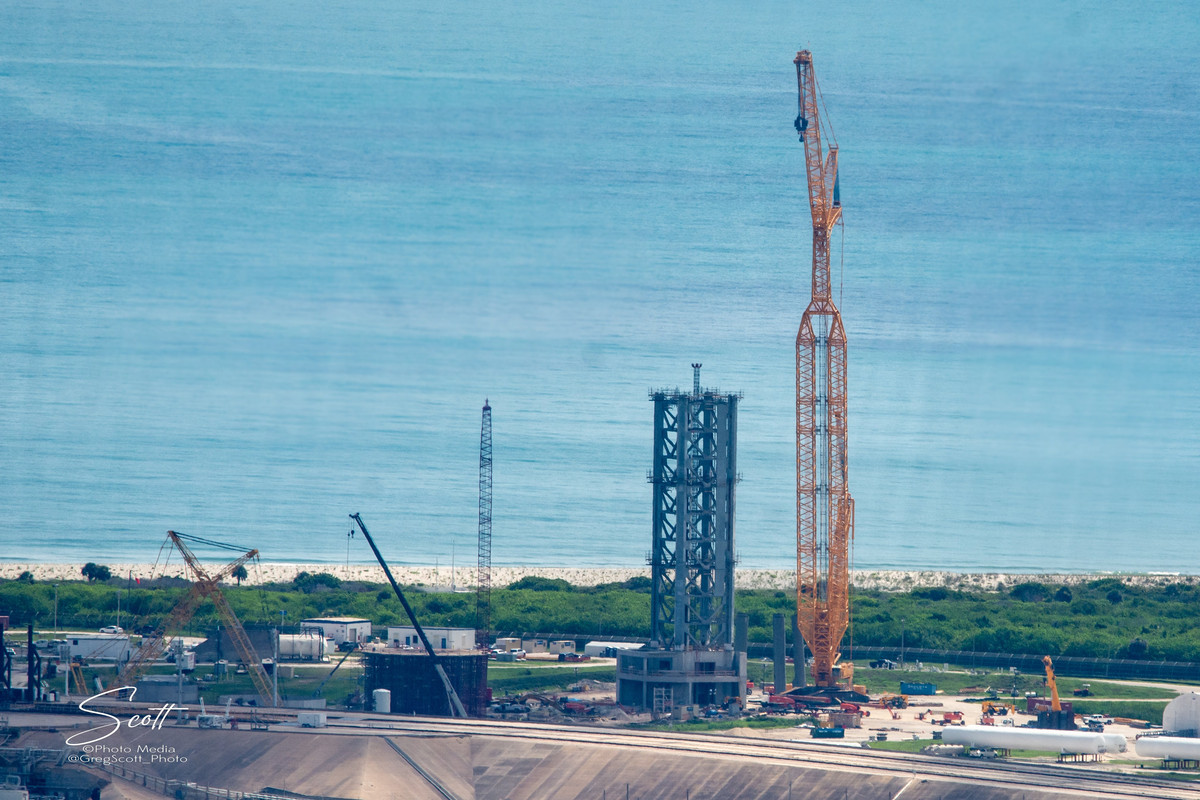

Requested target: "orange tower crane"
[
  {"left": 116, "top": 531, "right": 273, "bottom": 706},
  {"left": 793, "top": 50, "right": 854, "bottom": 688}
]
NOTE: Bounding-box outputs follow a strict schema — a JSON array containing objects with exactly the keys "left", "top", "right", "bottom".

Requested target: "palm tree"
[{"left": 232, "top": 565, "right": 248, "bottom": 586}]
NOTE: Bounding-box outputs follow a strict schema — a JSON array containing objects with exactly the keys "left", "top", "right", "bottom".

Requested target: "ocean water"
[{"left": 1, "top": 1, "right": 1198, "bottom": 573}]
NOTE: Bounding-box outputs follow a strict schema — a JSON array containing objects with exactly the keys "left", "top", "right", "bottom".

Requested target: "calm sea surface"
[{"left": 2, "top": 1, "right": 1198, "bottom": 572}]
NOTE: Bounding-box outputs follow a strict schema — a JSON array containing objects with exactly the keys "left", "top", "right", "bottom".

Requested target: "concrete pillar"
[
  {"left": 773, "top": 613, "right": 786, "bottom": 696},
  {"left": 734, "top": 613, "right": 749, "bottom": 653},
  {"left": 792, "top": 615, "right": 806, "bottom": 688}
]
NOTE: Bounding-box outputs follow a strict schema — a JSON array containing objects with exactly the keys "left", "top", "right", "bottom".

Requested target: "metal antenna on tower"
[{"left": 475, "top": 399, "right": 493, "bottom": 650}]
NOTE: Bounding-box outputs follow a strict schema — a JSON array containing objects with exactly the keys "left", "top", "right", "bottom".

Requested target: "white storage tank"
[
  {"left": 278, "top": 633, "right": 327, "bottom": 661},
  {"left": 1102, "top": 732, "right": 1128, "bottom": 753},
  {"left": 942, "top": 725, "right": 1108, "bottom": 754},
  {"left": 1163, "top": 692, "right": 1200, "bottom": 735},
  {"left": 373, "top": 688, "right": 392, "bottom": 713},
  {"left": 1136, "top": 736, "right": 1200, "bottom": 760}
]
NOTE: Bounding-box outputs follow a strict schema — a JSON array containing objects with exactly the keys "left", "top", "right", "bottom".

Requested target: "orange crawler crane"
[
  {"left": 116, "top": 531, "right": 273, "bottom": 706},
  {"left": 793, "top": 50, "right": 854, "bottom": 688}
]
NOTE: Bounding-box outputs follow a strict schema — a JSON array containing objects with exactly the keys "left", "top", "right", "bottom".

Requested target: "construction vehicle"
[
  {"left": 116, "top": 531, "right": 273, "bottom": 706},
  {"left": 981, "top": 701, "right": 1015, "bottom": 716},
  {"left": 879, "top": 694, "right": 909, "bottom": 709},
  {"left": 350, "top": 513, "right": 468, "bottom": 718},
  {"left": 1073, "top": 683, "right": 1092, "bottom": 697},
  {"left": 1036, "top": 656, "right": 1076, "bottom": 730}
]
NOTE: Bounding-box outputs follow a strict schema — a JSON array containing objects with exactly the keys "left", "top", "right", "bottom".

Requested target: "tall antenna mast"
[{"left": 475, "top": 399, "right": 493, "bottom": 650}]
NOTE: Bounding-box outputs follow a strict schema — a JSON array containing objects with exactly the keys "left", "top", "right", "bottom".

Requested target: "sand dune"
[{"left": 1, "top": 562, "right": 1194, "bottom": 592}]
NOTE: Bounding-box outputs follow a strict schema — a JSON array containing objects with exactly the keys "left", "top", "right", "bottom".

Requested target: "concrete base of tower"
[{"left": 616, "top": 647, "right": 747, "bottom": 713}]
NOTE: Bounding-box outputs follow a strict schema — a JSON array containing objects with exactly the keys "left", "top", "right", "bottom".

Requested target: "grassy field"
[
  {"left": 488, "top": 665, "right": 615, "bottom": 695},
  {"left": 866, "top": 739, "right": 1058, "bottom": 759},
  {"left": 839, "top": 662, "right": 1178, "bottom": 701},
  {"left": 635, "top": 716, "right": 811, "bottom": 733},
  {"left": 62, "top": 661, "right": 363, "bottom": 706},
  {"left": 1070, "top": 700, "right": 1168, "bottom": 726}
]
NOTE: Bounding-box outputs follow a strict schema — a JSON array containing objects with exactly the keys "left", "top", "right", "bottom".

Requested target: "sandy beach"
[{"left": 1, "top": 562, "right": 1195, "bottom": 592}]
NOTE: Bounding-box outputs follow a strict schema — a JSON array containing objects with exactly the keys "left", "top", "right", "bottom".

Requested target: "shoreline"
[{"left": 1, "top": 562, "right": 1196, "bottom": 592}]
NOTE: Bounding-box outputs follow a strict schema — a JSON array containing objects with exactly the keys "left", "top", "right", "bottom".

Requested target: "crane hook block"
[{"left": 795, "top": 114, "right": 808, "bottom": 138}]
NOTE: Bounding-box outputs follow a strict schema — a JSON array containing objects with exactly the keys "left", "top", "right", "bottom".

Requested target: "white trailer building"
[
  {"left": 300, "top": 617, "right": 372, "bottom": 644},
  {"left": 64, "top": 634, "right": 131, "bottom": 662},
  {"left": 388, "top": 626, "right": 474, "bottom": 651}
]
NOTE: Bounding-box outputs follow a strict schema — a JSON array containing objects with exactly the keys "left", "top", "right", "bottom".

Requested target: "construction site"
[{"left": 2, "top": 51, "right": 1198, "bottom": 800}]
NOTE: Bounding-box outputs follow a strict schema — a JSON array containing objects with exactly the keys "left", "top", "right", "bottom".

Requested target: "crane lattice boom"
[
  {"left": 117, "top": 532, "right": 273, "bottom": 706},
  {"left": 794, "top": 50, "right": 854, "bottom": 688},
  {"left": 476, "top": 400, "right": 493, "bottom": 650}
]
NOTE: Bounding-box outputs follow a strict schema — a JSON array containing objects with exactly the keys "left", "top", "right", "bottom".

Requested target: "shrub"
[
  {"left": 507, "top": 576, "right": 573, "bottom": 592},
  {"left": 1010, "top": 582, "right": 1049, "bottom": 602},
  {"left": 81, "top": 563, "right": 111, "bottom": 583}
]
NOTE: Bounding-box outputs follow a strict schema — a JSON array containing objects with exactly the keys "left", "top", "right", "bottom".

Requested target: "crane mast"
[
  {"left": 794, "top": 50, "right": 854, "bottom": 688},
  {"left": 475, "top": 400, "right": 493, "bottom": 650}
]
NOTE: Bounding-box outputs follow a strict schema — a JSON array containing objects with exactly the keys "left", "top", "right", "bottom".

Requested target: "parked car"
[
  {"left": 99, "top": 626, "right": 124, "bottom": 634},
  {"left": 869, "top": 659, "right": 897, "bottom": 669}
]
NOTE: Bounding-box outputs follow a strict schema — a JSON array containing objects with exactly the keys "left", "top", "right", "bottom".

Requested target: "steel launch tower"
[{"left": 793, "top": 50, "right": 854, "bottom": 688}]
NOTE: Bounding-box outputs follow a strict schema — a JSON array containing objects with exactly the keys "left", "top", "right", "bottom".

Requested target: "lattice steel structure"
[
  {"left": 794, "top": 50, "right": 854, "bottom": 687},
  {"left": 475, "top": 400, "right": 493, "bottom": 650},
  {"left": 648, "top": 364, "right": 738, "bottom": 649}
]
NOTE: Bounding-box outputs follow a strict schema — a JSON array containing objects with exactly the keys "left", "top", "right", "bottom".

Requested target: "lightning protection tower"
[
  {"left": 475, "top": 400, "right": 493, "bottom": 650},
  {"left": 794, "top": 50, "right": 854, "bottom": 688}
]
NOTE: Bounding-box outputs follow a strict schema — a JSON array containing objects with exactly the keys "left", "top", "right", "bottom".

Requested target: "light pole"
[
  {"left": 116, "top": 590, "right": 122, "bottom": 630},
  {"left": 900, "top": 618, "right": 906, "bottom": 669},
  {"left": 53, "top": 584, "right": 59, "bottom": 633}
]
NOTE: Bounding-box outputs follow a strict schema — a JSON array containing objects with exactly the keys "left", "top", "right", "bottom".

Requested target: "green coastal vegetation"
[{"left": 3, "top": 571, "right": 1200, "bottom": 663}]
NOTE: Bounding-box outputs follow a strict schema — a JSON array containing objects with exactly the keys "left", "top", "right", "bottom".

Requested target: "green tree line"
[{"left": 3, "top": 572, "right": 1199, "bottom": 661}]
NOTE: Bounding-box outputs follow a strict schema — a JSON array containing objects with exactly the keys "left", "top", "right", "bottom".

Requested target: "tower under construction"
[
  {"left": 794, "top": 50, "right": 854, "bottom": 688},
  {"left": 617, "top": 365, "right": 745, "bottom": 713}
]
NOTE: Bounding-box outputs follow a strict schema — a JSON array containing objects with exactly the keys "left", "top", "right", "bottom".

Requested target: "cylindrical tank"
[
  {"left": 942, "top": 725, "right": 1106, "bottom": 754},
  {"left": 373, "top": 688, "right": 392, "bottom": 713},
  {"left": 1136, "top": 736, "right": 1200, "bottom": 760},
  {"left": 278, "top": 634, "right": 326, "bottom": 661},
  {"left": 1102, "top": 732, "right": 1128, "bottom": 753}
]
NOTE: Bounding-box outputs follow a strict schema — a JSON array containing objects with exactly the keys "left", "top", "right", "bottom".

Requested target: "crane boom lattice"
[
  {"left": 116, "top": 531, "right": 273, "bottom": 706},
  {"left": 794, "top": 50, "right": 854, "bottom": 688},
  {"left": 476, "top": 400, "right": 493, "bottom": 650}
]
